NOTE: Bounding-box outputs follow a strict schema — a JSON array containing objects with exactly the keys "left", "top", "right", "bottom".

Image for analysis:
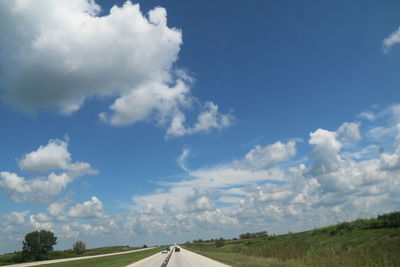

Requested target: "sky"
[{"left": 1, "top": 0, "right": 400, "bottom": 253}]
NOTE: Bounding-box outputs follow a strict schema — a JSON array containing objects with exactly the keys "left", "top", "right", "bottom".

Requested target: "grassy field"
[
  {"left": 0, "top": 246, "right": 152, "bottom": 266},
  {"left": 40, "top": 247, "right": 162, "bottom": 267},
  {"left": 184, "top": 213, "right": 400, "bottom": 267}
]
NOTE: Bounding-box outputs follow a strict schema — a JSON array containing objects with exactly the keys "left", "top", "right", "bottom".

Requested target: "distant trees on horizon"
[{"left": 239, "top": 231, "right": 268, "bottom": 239}]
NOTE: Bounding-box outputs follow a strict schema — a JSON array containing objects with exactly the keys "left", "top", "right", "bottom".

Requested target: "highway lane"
[
  {"left": 126, "top": 248, "right": 170, "bottom": 267},
  {"left": 127, "top": 246, "right": 231, "bottom": 267},
  {"left": 168, "top": 247, "right": 230, "bottom": 267}
]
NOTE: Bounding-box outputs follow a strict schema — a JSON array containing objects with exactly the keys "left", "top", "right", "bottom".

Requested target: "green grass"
[
  {"left": 184, "top": 214, "right": 400, "bottom": 267},
  {"left": 40, "top": 247, "right": 162, "bottom": 267}
]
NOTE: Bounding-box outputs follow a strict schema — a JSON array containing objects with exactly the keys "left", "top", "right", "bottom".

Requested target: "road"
[
  {"left": 126, "top": 246, "right": 231, "bottom": 267},
  {"left": 2, "top": 247, "right": 153, "bottom": 267}
]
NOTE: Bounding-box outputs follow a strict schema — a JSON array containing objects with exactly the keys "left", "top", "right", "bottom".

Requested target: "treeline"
[
  {"left": 3, "top": 230, "right": 88, "bottom": 264},
  {"left": 331, "top": 211, "right": 400, "bottom": 235},
  {"left": 239, "top": 231, "right": 268, "bottom": 239}
]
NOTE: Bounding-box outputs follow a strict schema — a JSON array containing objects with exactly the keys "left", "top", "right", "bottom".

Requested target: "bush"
[
  {"left": 10, "top": 252, "right": 24, "bottom": 263},
  {"left": 215, "top": 238, "right": 225, "bottom": 248},
  {"left": 73, "top": 241, "right": 86, "bottom": 255},
  {"left": 22, "top": 230, "right": 57, "bottom": 261}
]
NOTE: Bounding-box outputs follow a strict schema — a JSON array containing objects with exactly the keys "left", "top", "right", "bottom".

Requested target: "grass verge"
[{"left": 40, "top": 247, "right": 162, "bottom": 267}]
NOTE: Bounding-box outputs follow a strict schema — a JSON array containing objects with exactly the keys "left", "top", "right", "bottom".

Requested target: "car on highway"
[
  {"left": 175, "top": 247, "right": 180, "bottom": 252},
  {"left": 161, "top": 248, "right": 168, "bottom": 254}
]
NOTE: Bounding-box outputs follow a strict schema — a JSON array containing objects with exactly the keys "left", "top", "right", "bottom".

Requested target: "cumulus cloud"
[
  {"left": 383, "top": 26, "right": 400, "bottom": 52},
  {"left": 67, "top": 196, "right": 106, "bottom": 218},
  {"left": 48, "top": 201, "right": 68, "bottom": 217},
  {"left": 0, "top": 0, "right": 232, "bottom": 137},
  {"left": 18, "top": 138, "right": 97, "bottom": 175},
  {"left": 309, "top": 129, "right": 342, "bottom": 175},
  {"left": 0, "top": 138, "right": 97, "bottom": 203},
  {"left": 0, "top": 172, "right": 74, "bottom": 203}
]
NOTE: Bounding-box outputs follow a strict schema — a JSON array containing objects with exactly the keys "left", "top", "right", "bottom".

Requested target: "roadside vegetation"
[{"left": 184, "top": 211, "right": 400, "bottom": 267}]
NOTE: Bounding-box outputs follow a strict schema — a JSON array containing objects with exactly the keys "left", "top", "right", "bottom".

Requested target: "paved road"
[
  {"left": 126, "top": 248, "right": 169, "bottom": 267},
  {"left": 126, "top": 246, "right": 231, "bottom": 267},
  {"left": 2, "top": 247, "right": 153, "bottom": 267}
]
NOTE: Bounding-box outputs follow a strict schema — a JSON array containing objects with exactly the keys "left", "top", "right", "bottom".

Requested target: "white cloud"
[
  {"left": 367, "top": 126, "right": 396, "bottom": 141},
  {"left": 170, "top": 141, "right": 296, "bottom": 189},
  {"left": 337, "top": 122, "right": 361, "bottom": 142},
  {"left": 3, "top": 211, "right": 29, "bottom": 225},
  {"left": 218, "top": 196, "right": 242, "bottom": 204},
  {"left": 166, "top": 102, "right": 233, "bottom": 138},
  {"left": 30, "top": 213, "right": 53, "bottom": 230},
  {"left": 383, "top": 26, "right": 400, "bottom": 52},
  {"left": 0, "top": 172, "right": 74, "bottom": 203},
  {"left": 358, "top": 111, "right": 376, "bottom": 121},
  {"left": 185, "top": 166, "right": 286, "bottom": 188},
  {"left": 18, "top": 138, "right": 97, "bottom": 176},
  {"left": 0, "top": 138, "right": 97, "bottom": 203},
  {"left": 67, "top": 196, "right": 106, "bottom": 218},
  {"left": 309, "top": 129, "right": 342, "bottom": 175},
  {"left": 48, "top": 201, "right": 68, "bottom": 217},
  {"left": 237, "top": 141, "right": 296, "bottom": 170},
  {"left": 380, "top": 126, "right": 400, "bottom": 170},
  {"left": 191, "top": 102, "right": 233, "bottom": 133},
  {"left": 177, "top": 148, "right": 190, "bottom": 171},
  {"left": 0, "top": 0, "right": 232, "bottom": 137}
]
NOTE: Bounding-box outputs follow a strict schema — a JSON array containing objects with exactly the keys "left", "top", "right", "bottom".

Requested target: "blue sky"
[{"left": 1, "top": 0, "right": 400, "bottom": 253}]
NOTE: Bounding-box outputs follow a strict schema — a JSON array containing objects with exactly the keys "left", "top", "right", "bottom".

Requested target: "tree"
[
  {"left": 73, "top": 240, "right": 86, "bottom": 255},
  {"left": 22, "top": 230, "right": 57, "bottom": 261}
]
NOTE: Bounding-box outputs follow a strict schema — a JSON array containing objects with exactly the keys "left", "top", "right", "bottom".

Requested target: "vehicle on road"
[
  {"left": 166, "top": 247, "right": 171, "bottom": 251},
  {"left": 175, "top": 247, "right": 180, "bottom": 252},
  {"left": 161, "top": 249, "right": 168, "bottom": 254}
]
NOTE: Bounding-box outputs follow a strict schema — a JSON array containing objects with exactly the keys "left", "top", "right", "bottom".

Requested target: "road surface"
[
  {"left": 2, "top": 247, "right": 153, "bottom": 267},
  {"left": 126, "top": 246, "right": 231, "bottom": 267}
]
